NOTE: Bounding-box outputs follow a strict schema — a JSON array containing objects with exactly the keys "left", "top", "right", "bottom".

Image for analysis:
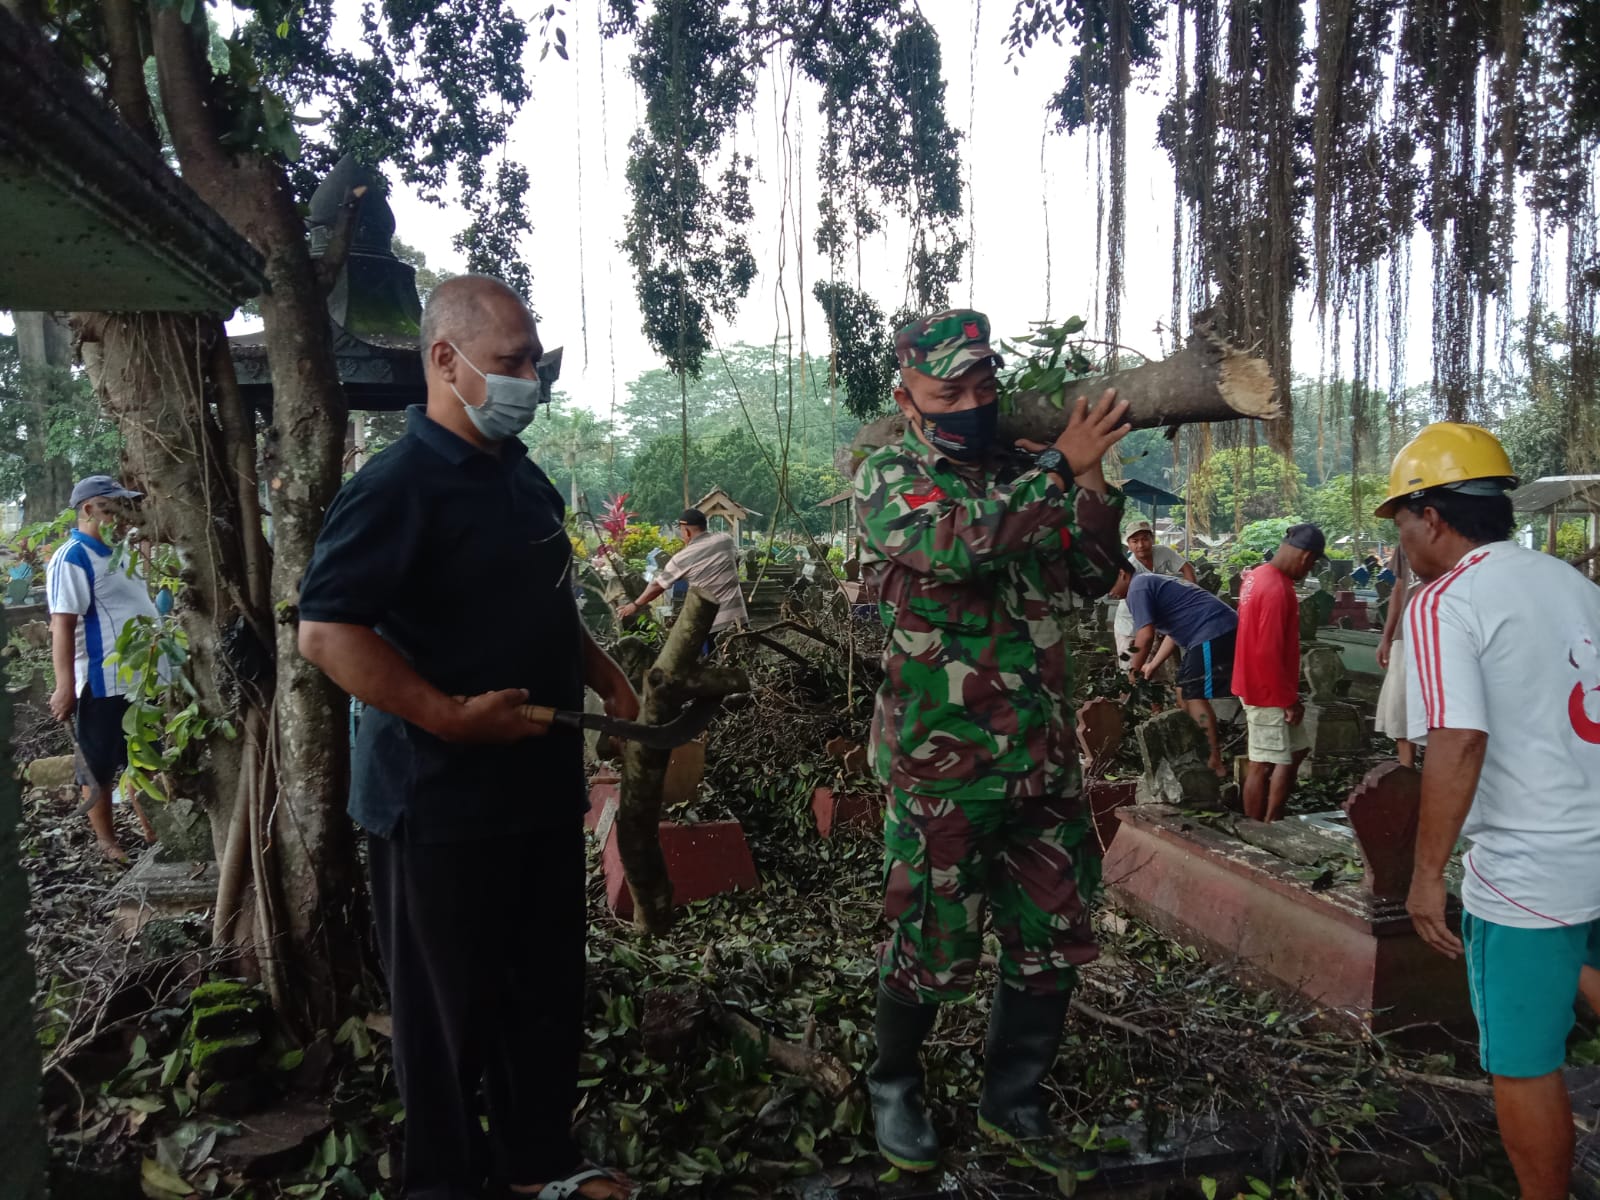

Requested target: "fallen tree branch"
[
  {"left": 617, "top": 588, "right": 749, "bottom": 933},
  {"left": 716, "top": 1009, "right": 854, "bottom": 1098}
]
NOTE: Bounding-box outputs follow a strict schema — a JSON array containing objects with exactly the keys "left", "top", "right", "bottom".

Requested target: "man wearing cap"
[
  {"left": 1113, "top": 520, "right": 1195, "bottom": 679},
  {"left": 47, "top": 475, "right": 159, "bottom": 860},
  {"left": 617, "top": 508, "right": 747, "bottom": 643},
  {"left": 853, "top": 308, "right": 1133, "bottom": 1171},
  {"left": 1382, "top": 423, "right": 1600, "bottom": 1200},
  {"left": 1233, "top": 523, "right": 1325, "bottom": 822}
]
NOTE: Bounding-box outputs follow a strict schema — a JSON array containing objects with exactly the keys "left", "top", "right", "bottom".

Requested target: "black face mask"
[{"left": 915, "top": 401, "right": 998, "bottom": 461}]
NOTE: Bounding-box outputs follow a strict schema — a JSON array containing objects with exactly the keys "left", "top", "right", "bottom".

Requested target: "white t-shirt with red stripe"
[{"left": 1406, "top": 540, "right": 1600, "bottom": 928}]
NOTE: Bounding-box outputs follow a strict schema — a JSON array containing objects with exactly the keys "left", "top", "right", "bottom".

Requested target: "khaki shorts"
[{"left": 1243, "top": 704, "right": 1311, "bottom": 765}]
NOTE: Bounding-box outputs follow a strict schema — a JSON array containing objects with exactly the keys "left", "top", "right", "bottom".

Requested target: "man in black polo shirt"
[{"left": 299, "top": 275, "right": 637, "bottom": 1200}]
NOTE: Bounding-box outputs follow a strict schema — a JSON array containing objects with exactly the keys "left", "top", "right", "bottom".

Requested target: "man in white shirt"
[
  {"left": 1382, "top": 424, "right": 1600, "bottom": 1200},
  {"left": 617, "top": 508, "right": 748, "bottom": 645},
  {"left": 1112, "top": 520, "right": 1195, "bottom": 672},
  {"left": 47, "top": 475, "right": 160, "bottom": 860}
]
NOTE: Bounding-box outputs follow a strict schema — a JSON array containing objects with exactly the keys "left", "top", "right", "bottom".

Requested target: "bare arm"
[
  {"left": 620, "top": 581, "right": 666, "bottom": 617},
  {"left": 1180, "top": 561, "right": 1197, "bottom": 584},
  {"left": 1406, "top": 727, "right": 1487, "bottom": 958},
  {"left": 49, "top": 613, "right": 78, "bottom": 721},
  {"left": 1378, "top": 553, "right": 1409, "bottom": 664},
  {"left": 582, "top": 624, "right": 639, "bottom": 720},
  {"left": 298, "top": 621, "right": 536, "bottom": 744},
  {"left": 1145, "top": 634, "right": 1181, "bottom": 674},
  {"left": 1126, "top": 624, "right": 1158, "bottom": 674}
]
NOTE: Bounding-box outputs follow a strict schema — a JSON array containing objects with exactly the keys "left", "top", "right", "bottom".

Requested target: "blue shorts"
[{"left": 1462, "top": 911, "right": 1600, "bottom": 1077}]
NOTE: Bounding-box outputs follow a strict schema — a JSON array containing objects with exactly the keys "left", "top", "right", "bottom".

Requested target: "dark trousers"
[{"left": 368, "top": 826, "right": 587, "bottom": 1199}]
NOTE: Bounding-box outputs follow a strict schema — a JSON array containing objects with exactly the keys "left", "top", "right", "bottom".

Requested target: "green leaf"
[
  {"left": 1062, "top": 316, "right": 1086, "bottom": 335},
  {"left": 1248, "top": 1178, "right": 1273, "bottom": 1198},
  {"left": 141, "top": 1156, "right": 192, "bottom": 1199},
  {"left": 1200, "top": 1177, "right": 1218, "bottom": 1200}
]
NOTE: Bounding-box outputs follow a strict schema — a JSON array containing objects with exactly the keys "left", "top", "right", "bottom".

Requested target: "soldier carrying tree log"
[{"left": 852, "top": 308, "right": 1135, "bottom": 1174}]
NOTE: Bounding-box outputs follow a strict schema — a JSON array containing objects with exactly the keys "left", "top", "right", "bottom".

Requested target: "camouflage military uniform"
[{"left": 856, "top": 347, "right": 1128, "bottom": 1004}]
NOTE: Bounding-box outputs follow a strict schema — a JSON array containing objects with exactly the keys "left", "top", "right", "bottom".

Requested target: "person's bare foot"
[{"left": 97, "top": 839, "right": 128, "bottom": 863}]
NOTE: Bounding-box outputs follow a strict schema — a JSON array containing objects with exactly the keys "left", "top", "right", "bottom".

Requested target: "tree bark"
[
  {"left": 617, "top": 589, "right": 748, "bottom": 933},
  {"left": 13, "top": 312, "right": 77, "bottom": 522},
  {"left": 73, "top": 313, "right": 254, "bottom": 864},
  {"left": 843, "top": 322, "right": 1280, "bottom": 469},
  {"left": 151, "top": 5, "right": 363, "bottom": 1033}
]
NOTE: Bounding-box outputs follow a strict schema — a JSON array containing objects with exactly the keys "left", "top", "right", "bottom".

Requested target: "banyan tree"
[{"left": 1006, "top": 0, "right": 1599, "bottom": 480}]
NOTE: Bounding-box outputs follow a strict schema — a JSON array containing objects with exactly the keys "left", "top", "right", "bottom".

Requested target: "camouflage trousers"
[{"left": 878, "top": 788, "right": 1101, "bottom": 1005}]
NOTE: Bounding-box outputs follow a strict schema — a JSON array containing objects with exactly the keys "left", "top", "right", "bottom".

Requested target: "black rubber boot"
[
  {"left": 866, "top": 984, "right": 941, "bottom": 1172},
  {"left": 977, "top": 982, "right": 1071, "bottom": 1144}
]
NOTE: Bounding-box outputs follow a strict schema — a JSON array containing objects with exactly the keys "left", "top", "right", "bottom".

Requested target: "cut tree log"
[
  {"left": 840, "top": 319, "right": 1279, "bottom": 474},
  {"left": 617, "top": 587, "right": 749, "bottom": 933}
]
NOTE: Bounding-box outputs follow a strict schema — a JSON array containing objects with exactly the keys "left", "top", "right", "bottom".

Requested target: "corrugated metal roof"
[{"left": 1508, "top": 475, "right": 1600, "bottom": 513}]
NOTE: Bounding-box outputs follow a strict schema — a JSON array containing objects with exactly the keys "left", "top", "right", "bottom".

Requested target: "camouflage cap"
[{"left": 895, "top": 309, "right": 1003, "bottom": 380}]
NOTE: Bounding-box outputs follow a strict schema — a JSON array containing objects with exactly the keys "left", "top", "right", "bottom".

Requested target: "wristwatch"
[{"left": 1034, "top": 447, "right": 1067, "bottom": 477}]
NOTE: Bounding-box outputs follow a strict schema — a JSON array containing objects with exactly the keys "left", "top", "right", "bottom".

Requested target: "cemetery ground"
[{"left": 16, "top": 615, "right": 1600, "bottom": 1200}]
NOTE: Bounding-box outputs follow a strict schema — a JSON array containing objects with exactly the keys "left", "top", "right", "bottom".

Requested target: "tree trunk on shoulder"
[{"left": 843, "top": 322, "right": 1282, "bottom": 471}]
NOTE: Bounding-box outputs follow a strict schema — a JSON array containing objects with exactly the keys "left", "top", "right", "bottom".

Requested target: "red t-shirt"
[{"left": 1233, "top": 564, "right": 1300, "bottom": 707}]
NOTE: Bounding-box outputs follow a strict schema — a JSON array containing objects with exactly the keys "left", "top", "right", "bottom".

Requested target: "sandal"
[{"left": 522, "top": 1167, "right": 633, "bottom": 1200}]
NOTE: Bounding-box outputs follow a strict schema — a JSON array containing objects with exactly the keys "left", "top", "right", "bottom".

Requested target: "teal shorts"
[{"left": 1462, "top": 911, "right": 1600, "bottom": 1078}]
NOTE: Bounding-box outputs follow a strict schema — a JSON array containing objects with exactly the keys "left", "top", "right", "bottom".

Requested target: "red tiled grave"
[
  {"left": 600, "top": 820, "right": 759, "bottom": 918},
  {"left": 811, "top": 787, "right": 883, "bottom": 838}
]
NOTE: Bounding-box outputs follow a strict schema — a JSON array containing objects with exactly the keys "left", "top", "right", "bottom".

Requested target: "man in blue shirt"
[
  {"left": 298, "top": 276, "right": 637, "bottom": 1200},
  {"left": 47, "top": 475, "right": 160, "bottom": 860},
  {"left": 1110, "top": 570, "right": 1239, "bottom": 776}
]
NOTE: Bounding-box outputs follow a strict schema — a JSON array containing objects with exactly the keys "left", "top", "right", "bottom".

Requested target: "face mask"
[
  {"left": 448, "top": 342, "right": 541, "bottom": 441},
  {"left": 914, "top": 401, "right": 997, "bottom": 461}
]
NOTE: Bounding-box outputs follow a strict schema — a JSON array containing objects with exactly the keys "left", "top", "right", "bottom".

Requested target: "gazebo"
[
  {"left": 693, "top": 486, "right": 758, "bottom": 543},
  {"left": 1508, "top": 475, "right": 1600, "bottom": 578}
]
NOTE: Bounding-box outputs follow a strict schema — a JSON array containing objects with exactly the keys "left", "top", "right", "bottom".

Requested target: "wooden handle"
[{"left": 518, "top": 705, "right": 557, "bottom": 728}]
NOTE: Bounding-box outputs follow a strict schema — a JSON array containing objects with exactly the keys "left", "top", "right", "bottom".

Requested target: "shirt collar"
[
  {"left": 69, "top": 528, "right": 111, "bottom": 557},
  {"left": 406, "top": 405, "right": 530, "bottom": 467}
]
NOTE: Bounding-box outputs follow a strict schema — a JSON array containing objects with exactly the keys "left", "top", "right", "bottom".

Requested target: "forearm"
[
  {"left": 1147, "top": 635, "right": 1180, "bottom": 670},
  {"left": 859, "top": 472, "right": 1076, "bottom": 582},
  {"left": 582, "top": 625, "right": 631, "bottom": 698},
  {"left": 50, "top": 615, "right": 77, "bottom": 695},
  {"left": 633, "top": 582, "right": 666, "bottom": 608},
  {"left": 298, "top": 621, "right": 462, "bottom": 740},
  {"left": 1062, "top": 485, "right": 1130, "bottom": 597},
  {"left": 1127, "top": 626, "right": 1156, "bottom": 672},
  {"left": 1414, "top": 728, "right": 1487, "bottom": 877},
  {"left": 1381, "top": 576, "right": 1408, "bottom": 642}
]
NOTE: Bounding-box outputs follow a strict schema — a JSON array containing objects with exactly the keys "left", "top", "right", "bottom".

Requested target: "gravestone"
[
  {"left": 1194, "top": 562, "right": 1222, "bottom": 595},
  {"left": 1136, "top": 709, "right": 1220, "bottom": 808},
  {"left": 1076, "top": 697, "right": 1124, "bottom": 777},
  {"left": 1342, "top": 762, "right": 1422, "bottom": 899},
  {"left": 1298, "top": 596, "right": 1321, "bottom": 643},
  {"left": 1227, "top": 572, "right": 1242, "bottom": 602},
  {"left": 1298, "top": 644, "right": 1366, "bottom": 775},
  {"left": 1329, "top": 590, "right": 1370, "bottom": 631}
]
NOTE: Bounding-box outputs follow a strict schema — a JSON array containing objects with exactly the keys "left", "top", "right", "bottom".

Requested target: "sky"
[{"left": 15, "top": 1, "right": 1562, "bottom": 427}]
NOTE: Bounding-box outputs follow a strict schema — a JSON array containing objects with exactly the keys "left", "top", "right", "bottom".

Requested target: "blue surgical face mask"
[
  {"left": 448, "top": 342, "right": 542, "bottom": 441},
  {"left": 914, "top": 400, "right": 997, "bottom": 461}
]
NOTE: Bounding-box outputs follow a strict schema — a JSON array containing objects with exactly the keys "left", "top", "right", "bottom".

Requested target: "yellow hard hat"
[{"left": 1374, "top": 422, "right": 1518, "bottom": 518}]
